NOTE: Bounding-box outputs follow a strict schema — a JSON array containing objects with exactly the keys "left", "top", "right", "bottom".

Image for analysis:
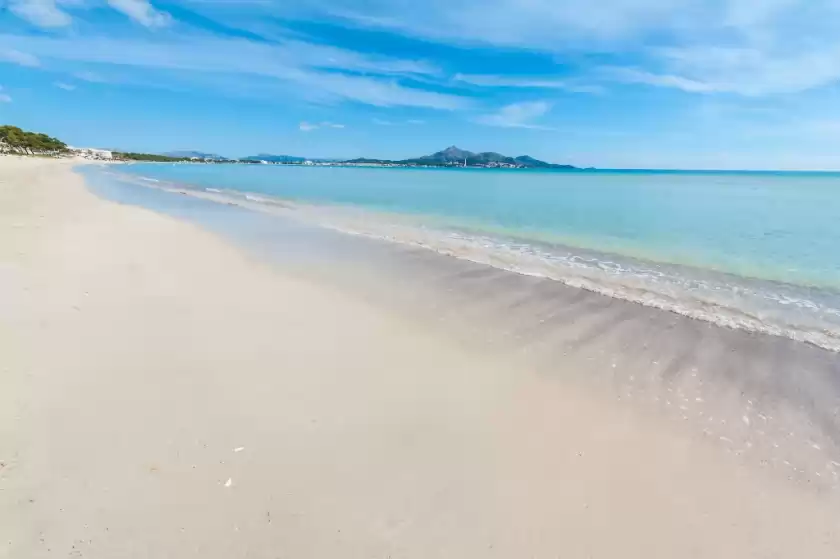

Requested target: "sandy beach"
[{"left": 3, "top": 156, "right": 840, "bottom": 558}]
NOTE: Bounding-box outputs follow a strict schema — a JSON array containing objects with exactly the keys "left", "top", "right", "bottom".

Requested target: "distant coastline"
[
  {"left": 7, "top": 123, "right": 840, "bottom": 173},
  {"left": 141, "top": 145, "right": 585, "bottom": 170},
  {"left": 243, "top": 146, "right": 581, "bottom": 170},
  {"left": 2, "top": 125, "right": 584, "bottom": 170}
]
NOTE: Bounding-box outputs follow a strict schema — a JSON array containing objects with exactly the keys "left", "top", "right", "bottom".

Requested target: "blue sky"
[{"left": 2, "top": 0, "right": 840, "bottom": 169}]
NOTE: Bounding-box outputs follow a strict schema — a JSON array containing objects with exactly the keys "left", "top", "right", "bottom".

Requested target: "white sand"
[{"left": 1, "top": 156, "right": 839, "bottom": 558}]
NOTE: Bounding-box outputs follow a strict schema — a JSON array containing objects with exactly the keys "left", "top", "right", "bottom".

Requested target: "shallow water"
[{"left": 101, "top": 164, "right": 840, "bottom": 352}]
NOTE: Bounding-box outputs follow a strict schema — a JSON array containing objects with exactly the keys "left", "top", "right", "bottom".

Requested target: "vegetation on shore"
[
  {"left": 114, "top": 152, "right": 194, "bottom": 162},
  {"left": 0, "top": 126, "right": 218, "bottom": 162},
  {"left": 0, "top": 125, "right": 68, "bottom": 155},
  {"left": 114, "top": 152, "right": 265, "bottom": 164},
  {"left": 399, "top": 146, "right": 578, "bottom": 169}
]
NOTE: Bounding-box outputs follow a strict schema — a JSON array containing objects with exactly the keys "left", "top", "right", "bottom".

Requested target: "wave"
[{"left": 113, "top": 170, "right": 840, "bottom": 353}]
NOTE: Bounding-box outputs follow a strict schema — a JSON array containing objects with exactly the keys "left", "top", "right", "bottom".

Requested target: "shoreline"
[
  {"left": 3, "top": 156, "right": 840, "bottom": 557},
  {"left": 95, "top": 166, "right": 840, "bottom": 353},
  {"left": 86, "top": 161, "right": 840, "bottom": 489}
]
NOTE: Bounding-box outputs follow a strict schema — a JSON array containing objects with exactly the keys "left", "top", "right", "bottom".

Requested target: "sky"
[{"left": 2, "top": 0, "right": 840, "bottom": 169}]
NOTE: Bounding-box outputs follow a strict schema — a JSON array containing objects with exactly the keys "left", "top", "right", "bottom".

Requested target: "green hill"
[
  {"left": 393, "top": 146, "right": 578, "bottom": 168},
  {"left": 0, "top": 125, "right": 67, "bottom": 155}
]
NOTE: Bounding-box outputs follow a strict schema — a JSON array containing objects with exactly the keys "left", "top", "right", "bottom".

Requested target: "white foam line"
[{"left": 120, "top": 175, "right": 840, "bottom": 353}]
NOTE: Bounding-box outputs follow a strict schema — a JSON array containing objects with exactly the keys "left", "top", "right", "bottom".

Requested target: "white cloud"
[
  {"left": 0, "top": 86, "right": 11, "bottom": 103},
  {"left": 0, "top": 34, "right": 470, "bottom": 110},
  {"left": 605, "top": 44, "right": 840, "bottom": 96},
  {"left": 314, "top": 0, "right": 688, "bottom": 49},
  {"left": 658, "top": 45, "right": 840, "bottom": 95},
  {"left": 9, "top": 0, "right": 171, "bottom": 29},
  {"left": 12, "top": 0, "right": 838, "bottom": 100},
  {"left": 300, "top": 121, "right": 345, "bottom": 131},
  {"left": 54, "top": 82, "right": 76, "bottom": 90},
  {"left": 0, "top": 49, "right": 41, "bottom": 67},
  {"left": 454, "top": 73, "right": 603, "bottom": 94},
  {"left": 286, "top": 0, "right": 840, "bottom": 97},
  {"left": 9, "top": 0, "right": 73, "bottom": 28},
  {"left": 373, "top": 117, "right": 425, "bottom": 125},
  {"left": 605, "top": 67, "right": 722, "bottom": 93},
  {"left": 476, "top": 101, "right": 553, "bottom": 129},
  {"left": 289, "top": 71, "right": 465, "bottom": 109},
  {"left": 279, "top": 38, "right": 438, "bottom": 77},
  {"left": 107, "top": 0, "right": 171, "bottom": 28},
  {"left": 74, "top": 71, "right": 108, "bottom": 83}
]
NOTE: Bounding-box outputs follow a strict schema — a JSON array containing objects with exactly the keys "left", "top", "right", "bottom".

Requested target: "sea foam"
[{"left": 114, "top": 170, "right": 840, "bottom": 353}]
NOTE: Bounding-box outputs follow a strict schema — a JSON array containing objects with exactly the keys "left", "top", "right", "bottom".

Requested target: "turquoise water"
[{"left": 101, "top": 163, "right": 840, "bottom": 350}]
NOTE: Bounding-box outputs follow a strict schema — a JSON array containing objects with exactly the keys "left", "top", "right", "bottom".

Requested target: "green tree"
[{"left": 0, "top": 125, "right": 68, "bottom": 155}]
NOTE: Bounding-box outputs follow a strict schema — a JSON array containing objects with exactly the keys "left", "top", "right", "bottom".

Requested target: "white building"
[{"left": 69, "top": 147, "right": 114, "bottom": 160}]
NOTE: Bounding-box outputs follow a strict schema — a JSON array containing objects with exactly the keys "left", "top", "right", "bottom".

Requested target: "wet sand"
[{"left": 2, "top": 156, "right": 840, "bottom": 558}]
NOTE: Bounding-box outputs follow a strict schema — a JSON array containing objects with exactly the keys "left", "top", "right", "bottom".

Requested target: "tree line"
[
  {"left": 113, "top": 152, "right": 194, "bottom": 162},
  {"left": 0, "top": 125, "right": 68, "bottom": 155}
]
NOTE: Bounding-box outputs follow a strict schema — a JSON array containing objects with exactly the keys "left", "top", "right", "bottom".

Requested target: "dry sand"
[{"left": 2, "top": 156, "right": 839, "bottom": 558}]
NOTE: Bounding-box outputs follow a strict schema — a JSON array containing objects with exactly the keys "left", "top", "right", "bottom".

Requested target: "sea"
[{"left": 87, "top": 163, "right": 840, "bottom": 353}]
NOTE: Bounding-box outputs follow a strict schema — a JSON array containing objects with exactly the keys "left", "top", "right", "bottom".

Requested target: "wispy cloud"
[
  {"left": 54, "top": 81, "right": 76, "bottom": 90},
  {"left": 455, "top": 73, "right": 603, "bottom": 94},
  {"left": 12, "top": 0, "right": 839, "bottom": 106},
  {"left": 300, "top": 121, "right": 345, "bottom": 131},
  {"left": 107, "top": 0, "right": 171, "bottom": 28},
  {"left": 278, "top": 38, "right": 438, "bottom": 78},
  {"left": 310, "top": 0, "right": 687, "bottom": 49},
  {"left": 604, "top": 44, "right": 840, "bottom": 96},
  {"left": 9, "top": 0, "right": 172, "bottom": 28},
  {"left": 476, "top": 101, "right": 553, "bottom": 129},
  {"left": 286, "top": 0, "right": 840, "bottom": 98},
  {"left": 0, "top": 86, "right": 11, "bottom": 103},
  {"left": 290, "top": 71, "right": 467, "bottom": 109},
  {"left": 9, "top": 0, "right": 73, "bottom": 28},
  {"left": 655, "top": 45, "right": 840, "bottom": 96},
  {"left": 74, "top": 71, "right": 108, "bottom": 83},
  {"left": 372, "top": 118, "right": 424, "bottom": 125},
  {"left": 0, "top": 48, "right": 41, "bottom": 67},
  {"left": 605, "top": 67, "right": 721, "bottom": 93},
  {"left": 0, "top": 33, "right": 469, "bottom": 109}
]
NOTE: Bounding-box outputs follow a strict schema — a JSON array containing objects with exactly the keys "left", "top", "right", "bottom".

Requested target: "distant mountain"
[
  {"left": 346, "top": 146, "right": 578, "bottom": 169},
  {"left": 164, "top": 150, "right": 227, "bottom": 160},
  {"left": 411, "top": 145, "right": 475, "bottom": 164},
  {"left": 241, "top": 154, "right": 307, "bottom": 163},
  {"left": 513, "top": 155, "right": 576, "bottom": 169}
]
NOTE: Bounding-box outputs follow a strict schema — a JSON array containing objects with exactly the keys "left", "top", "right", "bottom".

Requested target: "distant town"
[
  {"left": 2, "top": 125, "right": 582, "bottom": 170},
  {"left": 154, "top": 146, "right": 581, "bottom": 170}
]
